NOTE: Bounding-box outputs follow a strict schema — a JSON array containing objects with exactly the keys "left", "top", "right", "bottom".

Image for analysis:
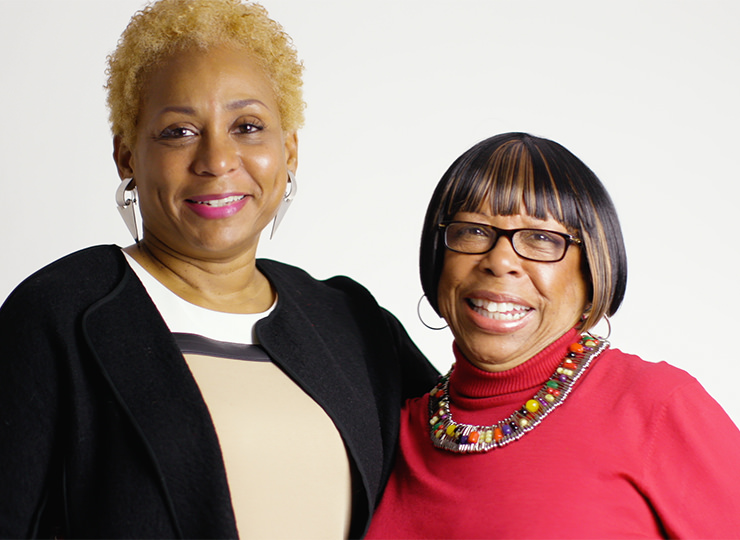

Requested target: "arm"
[
  {"left": 318, "top": 271, "right": 438, "bottom": 401},
  {"left": 0, "top": 286, "right": 65, "bottom": 538},
  {"left": 380, "top": 307, "right": 439, "bottom": 399},
  {"left": 642, "top": 377, "right": 740, "bottom": 538}
]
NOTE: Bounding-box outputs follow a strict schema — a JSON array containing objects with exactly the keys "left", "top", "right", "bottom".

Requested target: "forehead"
[
  {"left": 138, "top": 45, "right": 277, "bottom": 113},
  {"left": 454, "top": 208, "right": 570, "bottom": 232}
]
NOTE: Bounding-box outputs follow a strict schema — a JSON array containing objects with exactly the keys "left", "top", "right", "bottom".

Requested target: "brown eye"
[
  {"left": 519, "top": 230, "right": 563, "bottom": 245},
  {"left": 513, "top": 230, "right": 567, "bottom": 260},
  {"left": 444, "top": 222, "right": 494, "bottom": 253},
  {"left": 236, "top": 124, "right": 258, "bottom": 134},
  {"left": 159, "top": 126, "right": 197, "bottom": 139},
  {"left": 233, "top": 117, "right": 265, "bottom": 135}
]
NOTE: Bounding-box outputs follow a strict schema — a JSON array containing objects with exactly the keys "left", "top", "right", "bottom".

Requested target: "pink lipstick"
[{"left": 185, "top": 194, "right": 248, "bottom": 219}]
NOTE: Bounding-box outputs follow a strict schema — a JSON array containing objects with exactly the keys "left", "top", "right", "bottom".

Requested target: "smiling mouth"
[
  {"left": 468, "top": 298, "right": 531, "bottom": 321},
  {"left": 187, "top": 195, "right": 247, "bottom": 207}
]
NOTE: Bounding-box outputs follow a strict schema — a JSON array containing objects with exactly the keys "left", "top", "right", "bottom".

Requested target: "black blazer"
[{"left": 0, "top": 245, "right": 438, "bottom": 539}]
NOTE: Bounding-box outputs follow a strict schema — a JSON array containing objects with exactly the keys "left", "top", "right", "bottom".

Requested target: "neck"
[{"left": 123, "top": 239, "right": 274, "bottom": 314}]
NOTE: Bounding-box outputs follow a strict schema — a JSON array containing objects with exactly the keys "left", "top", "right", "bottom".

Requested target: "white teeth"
[
  {"left": 469, "top": 298, "right": 529, "bottom": 321},
  {"left": 194, "top": 195, "right": 246, "bottom": 207}
]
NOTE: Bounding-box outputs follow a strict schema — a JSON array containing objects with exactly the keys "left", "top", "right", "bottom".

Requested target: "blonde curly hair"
[{"left": 106, "top": 0, "right": 305, "bottom": 146}]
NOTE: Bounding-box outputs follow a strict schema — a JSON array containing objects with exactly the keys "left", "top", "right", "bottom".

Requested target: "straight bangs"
[{"left": 440, "top": 139, "right": 583, "bottom": 236}]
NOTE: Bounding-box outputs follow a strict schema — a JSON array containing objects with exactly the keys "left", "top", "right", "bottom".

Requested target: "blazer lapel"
[
  {"left": 255, "top": 260, "right": 384, "bottom": 527},
  {"left": 81, "top": 267, "right": 238, "bottom": 539}
]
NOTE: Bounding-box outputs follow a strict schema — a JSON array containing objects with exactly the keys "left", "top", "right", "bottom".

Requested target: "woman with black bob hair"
[
  {"left": 366, "top": 132, "right": 740, "bottom": 539},
  {"left": 420, "top": 132, "right": 627, "bottom": 332}
]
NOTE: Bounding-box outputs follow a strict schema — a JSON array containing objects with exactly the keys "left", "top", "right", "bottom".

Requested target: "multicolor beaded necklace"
[{"left": 428, "top": 334, "right": 609, "bottom": 453}]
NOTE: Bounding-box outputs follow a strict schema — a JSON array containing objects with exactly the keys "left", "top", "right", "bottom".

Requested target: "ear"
[
  {"left": 284, "top": 131, "right": 298, "bottom": 174},
  {"left": 113, "top": 135, "right": 135, "bottom": 181}
]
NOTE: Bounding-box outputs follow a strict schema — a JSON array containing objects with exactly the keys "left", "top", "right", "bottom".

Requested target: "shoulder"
[
  {"left": 598, "top": 347, "right": 740, "bottom": 531},
  {"left": 1, "top": 245, "right": 128, "bottom": 315},
  {"left": 9, "top": 245, "right": 125, "bottom": 287},
  {"left": 257, "top": 258, "right": 379, "bottom": 308},
  {"left": 588, "top": 345, "right": 717, "bottom": 419},
  {"left": 597, "top": 346, "right": 698, "bottom": 390},
  {"left": 582, "top": 344, "right": 740, "bottom": 465},
  {"left": 255, "top": 258, "right": 409, "bottom": 352}
]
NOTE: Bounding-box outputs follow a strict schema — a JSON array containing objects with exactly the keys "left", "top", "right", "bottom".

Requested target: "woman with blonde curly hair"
[{"left": 0, "top": 1, "right": 437, "bottom": 538}]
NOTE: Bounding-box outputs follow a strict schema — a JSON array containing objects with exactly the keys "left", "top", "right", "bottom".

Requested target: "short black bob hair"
[{"left": 419, "top": 132, "right": 627, "bottom": 333}]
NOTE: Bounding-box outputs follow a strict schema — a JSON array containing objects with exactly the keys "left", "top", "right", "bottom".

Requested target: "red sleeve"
[{"left": 641, "top": 376, "right": 740, "bottom": 538}]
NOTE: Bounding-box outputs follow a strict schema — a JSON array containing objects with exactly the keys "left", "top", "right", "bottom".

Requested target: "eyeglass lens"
[{"left": 444, "top": 222, "right": 568, "bottom": 262}]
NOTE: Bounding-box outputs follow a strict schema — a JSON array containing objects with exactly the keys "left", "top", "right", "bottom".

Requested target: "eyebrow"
[
  {"left": 226, "top": 99, "right": 265, "bottom": 111},
  {"left": 159, "top": 105, "right": 196, "bottom": 115},
  {"left": 158, "top": 99, "right": 267, "bottom": 116}
]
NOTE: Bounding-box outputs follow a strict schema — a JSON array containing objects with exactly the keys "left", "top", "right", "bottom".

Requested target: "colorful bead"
[
  {"left": 544, "top": 394, "right": 555, "bottom": 403},
  {"left": 502, "top": 423, "right": 512, "bottom": 435},
  {"left": 563, "top": 361, "right": 577, "bottom": 370},
  {"left": 484, "top": 430, "right": 493, "bottom": 443},
  {"left": 546, "top": 380, "right": 559, "bottom": 389},
  {"left": 569, "top": 342, "right": 585, "bottom": 354},
  {"left": 446, "top": 424, "right": 457, "bottom": 436},
  {"left": 494, "top": 427, "right": 504, "bottom": 441},
  {"left": 525, "top": 399, "right": 540, "bottom": 413},
  {"left": 468, "top": 431, "right": 480, "bottom": 444}
]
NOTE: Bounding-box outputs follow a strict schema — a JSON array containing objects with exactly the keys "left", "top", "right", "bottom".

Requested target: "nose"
[
  {"left": 193, "top": 132, "right": 240, "bottom": 177},
  {"left": 478, "top": 235, "right": 523, "bottom": 276}
]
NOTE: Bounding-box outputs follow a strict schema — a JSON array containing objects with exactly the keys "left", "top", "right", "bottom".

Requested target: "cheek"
[
  {"left": 251, "top": 151, "right": 277, "bottom": 171},
  {"left": 541, "top": 264, "right": 589, "bottom": 318},
  {"left": 250, "top": 137, "right": 287, "bottom": 172},
  {"left": 567, "top": 257, "right": 590, "bottom": 312},
  {"left": 436, "top": 257, "right": 464, "bottom": 320},
  {"left": 247, "top": 145, "right": 284, "bottom": 168},
  {"left": 247, "top": 148, "right": 288, "bottom": 200},
  {"left": 130, "top": 149, "right": 172, "bottom": 192},
  {"left": 524, "top": 250, "right": 585, "bottom": 305},
  {"left": 436, "top": 280, "right": 453, "bottom": 321}
]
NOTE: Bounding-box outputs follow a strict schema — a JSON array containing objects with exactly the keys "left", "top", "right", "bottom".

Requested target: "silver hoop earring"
[
  {"left": 587, "top": 315, "right": 612, "bottom": 340},
  {"left": 417, "top": 294, "right": 448, "bottom": 331},
  {"left": 115, "top": 177, "right": 140, "bottom": 243},
  {"left": 270, "top": 170, "right": 297, "bottom": 239}
]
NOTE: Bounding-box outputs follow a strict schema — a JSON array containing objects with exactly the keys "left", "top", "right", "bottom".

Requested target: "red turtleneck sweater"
[{"left": 366, "top": 329, "right": 740, "bottom": 539}]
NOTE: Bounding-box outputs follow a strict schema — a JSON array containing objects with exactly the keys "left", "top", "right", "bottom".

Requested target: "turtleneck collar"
[{"left": 449, "top": 328, "right": 580, "bottom": 402}]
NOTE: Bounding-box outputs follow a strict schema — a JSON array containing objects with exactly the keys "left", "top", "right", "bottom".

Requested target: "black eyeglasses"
[{"left": 439, "top": 221, "right": 582, "bottom": 262}]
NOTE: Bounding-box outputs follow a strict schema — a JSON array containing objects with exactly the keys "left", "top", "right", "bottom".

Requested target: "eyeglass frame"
[{"left": 438, "top": 220, "right": 582, "bottom": 263}]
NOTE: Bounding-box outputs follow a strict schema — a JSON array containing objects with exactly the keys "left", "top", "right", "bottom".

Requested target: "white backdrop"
[{"left": 2, "top": 0, "right": 739, "bottom": 424}]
